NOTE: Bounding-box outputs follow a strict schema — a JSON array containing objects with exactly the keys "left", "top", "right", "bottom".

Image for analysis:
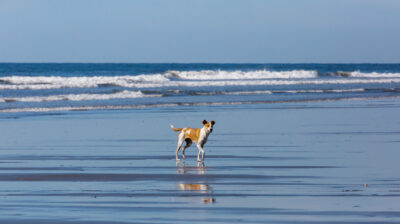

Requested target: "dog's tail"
[{"left": 170, "top": 124, "right": 183, "bottom": 132}]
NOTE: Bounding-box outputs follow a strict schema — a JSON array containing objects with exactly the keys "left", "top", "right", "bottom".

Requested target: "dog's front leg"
[
  {"left": 200, "top": 142, "right": 206, "bottom": 160},
  {"left": 196, "top": 143, "right": 205, "bottom": 162}
]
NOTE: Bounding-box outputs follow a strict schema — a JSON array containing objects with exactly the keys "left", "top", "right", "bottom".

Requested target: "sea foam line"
[
  {"left": 333, "top": 71, "right": 400, "bottom": 78},
  {"left": 0, "top": 88, "right": 369, "bottom": 103},
  {"left": 0, "top": 70, "right": 315, "bottom": 87},
  {"left": 0, "top": 90, "right": 161, "bottom": 103},
  {"left": 1, "top": 78, "right": 400, "bottom": 90},
  {"left": 166, "top": 69, "right": 318, "bottom": 80},
  {"left": 195, "top": 88, "right": 366, "bottom": 96},
  {"left": 0, "top": 74, "right": 169, "bottom": 90},
  {"left": 2, "top": 95, "right": 400, "bottom": 113}
]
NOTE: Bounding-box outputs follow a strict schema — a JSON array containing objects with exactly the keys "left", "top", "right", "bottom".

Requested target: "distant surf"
[
  {"left": 1, "top": 63, "right": 400, "bottom": 114},
  {"left": 1, "top": 70, "right": 400, "bottom": 90}
]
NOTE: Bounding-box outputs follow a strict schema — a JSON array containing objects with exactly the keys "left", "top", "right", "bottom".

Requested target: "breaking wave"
[
  {"left": 165, "top": 69, "right": 318, "bottom": 80},
  {"left": 1, "top": 66, "right": 400, "bottom": 114},
  {"left": 1, "top": 72, "right": 400, "bottom": 90},
  {"left": 0, "top": 74, "right": 169, "bottom": 90},
  {"left": 330, "top": 71, "right": 400, "bottom": 78},
  {"left": 0, "top": 70, "right": 320, "bottom": 90}
]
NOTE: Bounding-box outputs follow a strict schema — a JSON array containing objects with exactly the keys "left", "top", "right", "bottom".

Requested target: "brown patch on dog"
[{"left": 182, "top": 127, "right": 201, "bottom": 142}]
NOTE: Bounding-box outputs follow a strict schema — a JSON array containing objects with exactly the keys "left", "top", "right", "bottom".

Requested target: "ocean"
[{"left": 1, "top": 63, "right": 400, "bottom": 116}]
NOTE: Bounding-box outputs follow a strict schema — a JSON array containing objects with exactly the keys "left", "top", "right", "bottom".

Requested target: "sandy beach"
[{"left": 0, "top": 98, "right": 399, "bottom": 223}]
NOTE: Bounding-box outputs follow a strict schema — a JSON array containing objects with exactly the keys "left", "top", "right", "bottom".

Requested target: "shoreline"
[{"left": 1, "top": 94, "right": 400, "bottom": 115}]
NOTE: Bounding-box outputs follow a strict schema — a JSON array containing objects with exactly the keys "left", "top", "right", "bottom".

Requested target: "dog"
[{"left": 171, "top": 120, "right": 215, "bottom": 161}]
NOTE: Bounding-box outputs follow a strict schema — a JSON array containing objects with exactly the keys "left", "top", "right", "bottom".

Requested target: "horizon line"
[{"left": 0, "top": 62, "right": 399, "bottom": 64}]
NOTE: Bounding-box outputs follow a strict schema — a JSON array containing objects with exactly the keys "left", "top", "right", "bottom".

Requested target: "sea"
[{"left": 1, "top": 63, "right": 400, "bottom": 115}]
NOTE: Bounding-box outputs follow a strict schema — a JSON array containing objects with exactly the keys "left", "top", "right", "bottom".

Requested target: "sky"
[{"left": 0, "top": 0, "right": 399, "bottom": 63}]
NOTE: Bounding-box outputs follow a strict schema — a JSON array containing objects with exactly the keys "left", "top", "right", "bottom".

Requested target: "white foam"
[
  {"left": 220, "top": 90, "right": 273, "bottom": 95},
  {"left": 324, "top": 88, "right": 365, "bottom": 93},
  {"left": 285, "top": 90, "right": 324, "bottom": 93},
  {"left": 284, "top": 88, "right": 365, "bottom": 94},
  {"left": 166, "top": 69, "right": 318, "bottom": 80},
  {"left": 0, "top": 90, "right": 161, "bottom": 103},
  {"left": 197, "top": 89, "right": 365, "bottom": 96},
  {"left": 347, "top": 71, "right": 400, "bottom": 78},
  {"left": 0, "top": 75, "right": 169, "bottom": 90},
  {"left": 0, "top": 104, "right": 180, "bottom": 113},
  {"left": 195, "top": 90, "right": 273, "bottom": 96},
  {"left": 0, "top": 70, "right": 318, "bottom": 90},
  {"left": 1, "top": 72, "right": 400, "bottom": 90},
  {"left": 146, "top": 78, "right": 400, "bottom": 89}
]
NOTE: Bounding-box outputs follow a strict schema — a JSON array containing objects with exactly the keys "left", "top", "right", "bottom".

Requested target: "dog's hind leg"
[
  {"left": 182, "top": 139, "right": 192, "bottom": 159},
  {"left": 175, "top": 133, "right": 185, "bottom": 161}
]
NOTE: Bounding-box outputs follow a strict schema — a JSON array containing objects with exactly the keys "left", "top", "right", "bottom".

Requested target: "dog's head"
[{"left": 202, "top": 120, "right": 216, "bottom": 133}]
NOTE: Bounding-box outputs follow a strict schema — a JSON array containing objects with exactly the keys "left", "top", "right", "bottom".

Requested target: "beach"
[
  {"left": 2, "top": 0, "right": 399, "bottom": 222},
  {"left": 0, "top": 98, "right": 400, "bottom": 223}
]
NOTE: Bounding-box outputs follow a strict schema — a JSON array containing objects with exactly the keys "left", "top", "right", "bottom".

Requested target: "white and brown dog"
[{"left": 171, "top": 120, "right": 215, "bottom": 161}]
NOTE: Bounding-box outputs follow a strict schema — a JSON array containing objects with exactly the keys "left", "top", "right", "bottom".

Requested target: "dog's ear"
[
  {"left": 211, "top": 120, "right": 215, "bottom": 125},
  {"left": 202, "top": 120, "right": 207, "bottom": 125}
]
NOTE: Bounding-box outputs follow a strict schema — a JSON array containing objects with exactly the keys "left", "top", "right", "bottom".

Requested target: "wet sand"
[{"left": 0, "top": 99, "right": 400, "bottom": 223}]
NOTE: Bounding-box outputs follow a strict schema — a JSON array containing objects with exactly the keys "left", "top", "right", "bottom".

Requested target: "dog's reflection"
[
  {"left": 178, "top": 183, "right": 211, "bottom": 191},
  {"left": 176, "top": 161, "right": 206, "bottom": 174},
  {"left": 176, "top": 161, "right": 216, "bottom": 203}
]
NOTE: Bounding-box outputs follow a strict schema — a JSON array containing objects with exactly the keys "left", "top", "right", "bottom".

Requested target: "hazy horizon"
[{"left": 1, "top": 62, "right": 400, "bottom": 64}]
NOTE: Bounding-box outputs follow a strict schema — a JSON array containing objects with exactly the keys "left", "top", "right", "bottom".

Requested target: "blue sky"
[{"left": 0, "top": 0, "right": 399, "bottom": 63}]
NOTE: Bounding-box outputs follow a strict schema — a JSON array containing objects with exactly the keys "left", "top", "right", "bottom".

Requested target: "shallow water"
[{"left": 0, "top": 99, "right": 400, "bottom": 223}]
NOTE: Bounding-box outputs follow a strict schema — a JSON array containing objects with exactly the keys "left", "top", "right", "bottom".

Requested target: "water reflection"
[{"left": 176, "top": 161, "right": 216, "bottom": 203}]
